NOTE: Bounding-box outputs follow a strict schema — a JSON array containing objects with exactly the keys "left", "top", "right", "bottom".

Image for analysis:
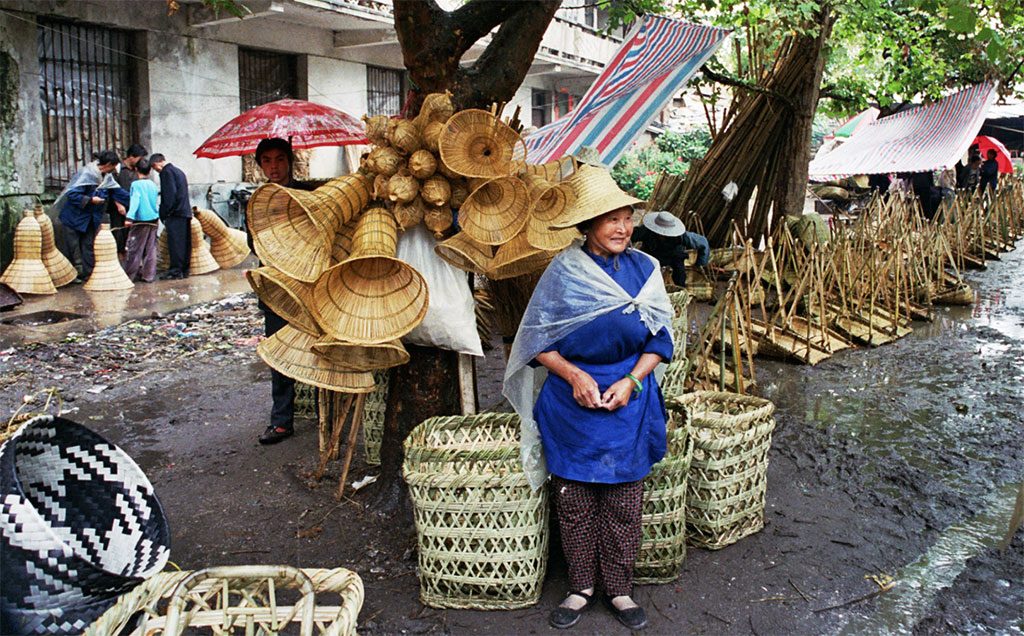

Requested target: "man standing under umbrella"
[
  {"left": 149, "top": 153, "right": 192, "bottom": 279},
  {"left": 250, "top": 138, "right": 315, "bottom": 445}
]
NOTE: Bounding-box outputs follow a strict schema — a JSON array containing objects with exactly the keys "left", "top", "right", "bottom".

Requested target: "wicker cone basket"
[
  {"left": 312, "top": 336, "right": 410, "bottom": 372},
  {"left": 84, "top": 565, "right": 364, "bottom": 636},
  {"left": 435, "top": 232, "right": 493, "bottom": 276},
  {"left": 672, "top": 391, "right": 776, "bottom": 550},
  {"left": 438, "top": 110, "right": 525, "bottom": 179},
  {"left": 34, "top": 206, "right": 78, "bottom": 287},
  {"left": 83, "top": 224, "right": 134, "bottom": 292},
  {"left": 522, "top": 174, "right": 580, "bottom": 251},
  {"left": 311, "top": 208, "right": 429, "bottom": 344},
  {"left": 487, "top": 230, "right": 555, "bottom": 280},
  {"left": 188, "top": 218, "right": 220, "bottom": 275},
  {"left": 635, "top": 409, "right": 694, "bottom": 584},
  {"left": 459, "top": 176, "right": 531, "bottom": 245},
  {"left": 402, "top": 413, "right": 549, "bottom": 610},
  {"left": 0, "top": 211, "right": 57, "bottom": 295},
  {"left": 330, "top": 218, "right": 359, "bottom": 265},
  {"left": 361, "top": 371, "right": 390, "bottom": 466},
  {"left": 521, "top": 156, "right": 575, "bottom": 182},
  {"left": 245, "top": 267, "right": 322, "bottom": 336},
  {"left": 257, "top": 325, "right": 375, "bottom": 393},
  {"left": 193, "top": 208, "right": 250, "bottom": 269}
]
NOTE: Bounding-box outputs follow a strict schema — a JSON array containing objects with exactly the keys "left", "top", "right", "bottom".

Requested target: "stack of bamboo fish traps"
[
  {"left": 0, "top": 210, "right": 57, "bottom": 295},
  {"left": 83, "top": 224, "right": 134, "bottom": 292}
]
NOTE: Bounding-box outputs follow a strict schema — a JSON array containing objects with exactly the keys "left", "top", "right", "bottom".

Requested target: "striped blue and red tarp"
[
  {"left": 524, "top": 16, "right": 730, "bottom": 167},
  {"left": 808, "top": 83, "right": 997, "bottom": 180}
]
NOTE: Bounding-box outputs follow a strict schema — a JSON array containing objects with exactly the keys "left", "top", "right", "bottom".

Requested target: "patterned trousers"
[{"left": 552, "top": 475, "right": 644, "bottom": 597}]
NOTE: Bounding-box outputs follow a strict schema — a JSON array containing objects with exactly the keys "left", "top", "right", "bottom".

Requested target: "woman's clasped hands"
[{"left": 568, "top": 369, "right": 633, "bottom": 411}]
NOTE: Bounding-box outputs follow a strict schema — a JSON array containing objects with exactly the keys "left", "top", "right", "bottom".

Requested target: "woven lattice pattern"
[
  {"left": 194, "top": 209, "right": 249, "bottom": 269},
  {"left": 458, "top": 177, "right": 530, "bottom": 246},
  {"left": 435, "top": 232, "right": 493, "bottom": 276},
  {"left": 295, "top": 382, "right": 317, "bottom": 418},
  {"left": 84, "top": 566, "right": 363, "bottom": 636},
  {"left": 668, "top": 290, "right": 691, "bottom": 349},
  {"left": 438, "top": 109, "right": 523, "bottom": 179},
  {"left": 35, "top": 207, "right": 78, "bottom": 287},
  {"left": 361, "top": 371, "right": 390, "bottom": 465},
  {"left": 673, "top": 392, "right": 776, "bottom": 550},
  {"left": 313, "top": 337, "right": 409, "bottom": 373},
  {"left": 487, "top": 232, "right": 555, "bottom": 281},
  {"left": 403, "top": 413, "right": 548, "bottom": 610},
  {"left": 187, "top": 218, "right": 221, "bottom": 276},
  {"left": 257, "top": 326, "right": 375, "bottom": 394},
  {"left": 246, "top": 267, "right": 322, "bottom": 337},
  {"left": 523, "top": 175, "right": 579, "bottom": 252},
  {"left": 635, "top": 410, "right": 693, "bottom": 584},
  {"left": 1, "top": 212, "right": 57, "bottom": 295}
]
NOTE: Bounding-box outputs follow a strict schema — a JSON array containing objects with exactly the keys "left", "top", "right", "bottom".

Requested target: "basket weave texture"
[
  {"left": 402, "top": 413, "right": 549, "bottom": 610},
  {"left": 635, "top": 410, "right": 693, "bottom": 584},
  {"left": 84, "top": 565, "right": 363, "bottom": 636},
  {"left": 295, "top": 382, "right": 317, "bottom": 418},
  {"left": 361, "top": 371, "right": 390, "bottom": 465},
  {"left": 188, "top": 218, "right": 221, "bottom": 276},
  {"left": 672, "top": 391, "right": 775, "bottom": 550},
  {"left": 0, "top": 213, "right": 57, "bottom": 295}
]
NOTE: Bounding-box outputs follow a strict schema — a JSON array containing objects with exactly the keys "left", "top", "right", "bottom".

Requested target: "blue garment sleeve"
[
  {"left": 643, "top": 326, "right": 673, "bottom": 362},
  {"left": 681, "top": 232, "right": 711, "bottom": 266},
  {"left": 127, "top": 184, "right": 142, "bottom": 220},
  {"left": 65, "top": 185, "right": 93, "bottom": 209}
]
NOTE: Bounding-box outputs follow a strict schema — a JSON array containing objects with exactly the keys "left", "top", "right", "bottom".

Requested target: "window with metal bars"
[
  {"left": 366, "top": 65, "right": 405, "bottom": 116},
  {"left": 38, "top": 19, "right": 139, "bottom": 191},
  {"left": 238, "top": 48, "right": 298, "bottom": 111}
]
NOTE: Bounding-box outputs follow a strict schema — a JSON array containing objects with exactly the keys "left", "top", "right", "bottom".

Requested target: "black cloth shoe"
[
  {"left": 549, "top": 591, "right": 593, "bottom": 629},
  {"left": 259, "top": 425, "right": 294, "bottom": 445},
  {"left": 605, "top": 596, "right": 648, "bottom": 631}
]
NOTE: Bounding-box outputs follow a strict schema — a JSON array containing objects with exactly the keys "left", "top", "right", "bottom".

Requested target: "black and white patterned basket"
[{"left": 0, "top": 415, "right": 171, "bottom": 635}]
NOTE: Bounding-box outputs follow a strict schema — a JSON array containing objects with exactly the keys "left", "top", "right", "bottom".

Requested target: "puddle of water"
[
  {"left": 842, "top": 481, "right": 1024, "bottom": 635},
  {"left": 0, "top": 309, "right": 85, "bottom": 326}
]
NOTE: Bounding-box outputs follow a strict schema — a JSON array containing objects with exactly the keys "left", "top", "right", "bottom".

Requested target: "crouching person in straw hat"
[
  {"left": 632, "top": 211, "right": 710, "bottom": 288},
  {"left": 249, "top": 138, "right": 315, "bottom": 445},
  {"left": 503, "top": 165, "right": 674, "bottom": 631}
]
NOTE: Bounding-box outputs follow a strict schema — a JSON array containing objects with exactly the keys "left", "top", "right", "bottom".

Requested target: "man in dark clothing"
[
  {"left": 868, "top": 173, "right": 891, "bottom": 194},
  {"left": 111, "top": 144, "right": 148, "bottom": 256},
  {"left": 149, "top": 153, "right": 193, "bottom": 279},
  {"left": 904, "top": 171, "right": 940, "bottom": 220},
  {"left": 978, "top": 149, "right": 1000, "bottom": 193},
  {"left": 249, "top": 138, "right": 315, "bottom": 445},
  {"left": 58, "top": 150, "right": 123, "bottom": 281},
  {"left": 632, "top": 211, "right": 711, "bottom": 287}
]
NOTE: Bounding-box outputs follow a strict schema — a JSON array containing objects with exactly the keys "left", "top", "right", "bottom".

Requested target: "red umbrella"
[
  {"left": 972, "top": 135, "right": 1013, "bottom": 173},
  {"left": 194, "top": 99, "right": 368, "bottom": 159}
]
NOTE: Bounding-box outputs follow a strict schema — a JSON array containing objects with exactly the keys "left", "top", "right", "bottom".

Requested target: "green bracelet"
[{"left": 625, "top": 373, "right": 643, "bottom": 393}]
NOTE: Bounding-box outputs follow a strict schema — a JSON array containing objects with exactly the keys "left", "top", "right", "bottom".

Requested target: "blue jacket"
[
  {"left": 158, "top": 163, "right": 193, "bottom": 220},
  {"left": 59, "top": 183, "right": 106, "bottom": 233}
]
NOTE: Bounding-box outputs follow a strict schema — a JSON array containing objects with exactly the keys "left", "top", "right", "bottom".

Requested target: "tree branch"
[
  {"left": 449, "top": 0, "right": 531, "bottom": 55},
  {"left": 700, "top": 65, "right": 795, "bottom": 109}
]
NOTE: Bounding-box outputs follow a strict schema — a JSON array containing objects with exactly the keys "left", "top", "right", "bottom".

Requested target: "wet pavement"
[{"left": 0, "top": 246, "right": 1021, "bottom": 634}]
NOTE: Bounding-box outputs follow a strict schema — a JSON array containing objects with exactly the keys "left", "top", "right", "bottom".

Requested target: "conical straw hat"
[
  {"left": 311, "top": 208, "right": 429, "bottom": 344},
  {"left": 245, "top": 267, "right": 322, "bottom": 337},
  {"left": 312, "top": 335, "right": 409, "bottom": 372},
  {"left": 257, "top": 325, "right": 375, "bottom": 393},
  {"left": 438, "top": 109, "right": 525, "bottom": 178},
  {"left": 194, "top": 208, "right": 250, "bottom": 269},
  {"left": 549, "top": 164, "right": 643, "bottom": 229},
  {"left": 458, "top": 176, "right": 530, "bottom": 245},
  {"left": 247, "top": 174, "right": 371, "bottom": 282},
  {"left": 0, "top": 211, "right": 57, "bottom": 295},
  {"left": 487, "top": 229, "right": 555, "bottom": 280},
  {"left": 521, "top": 156, "right": 575, "bottom": 182},
  {"left": 523, "top": 174, "right": 580, "bottom": 251},
  {"left": 83, "top": 224, "right": 134, "bottom": 291},
  {"left": 34, "top": 205, "right": 77, "bottom": 287},
  {"left": 434, "top": 231, "right": 493, "bottom": 275},
  {"left": 188, "top": 218, "right": 220, "bottom": 275},
  {"left": 157, "top": 230, "right": 169, "bottom": 271}
]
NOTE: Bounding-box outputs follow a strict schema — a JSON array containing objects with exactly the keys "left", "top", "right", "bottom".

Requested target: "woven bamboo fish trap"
[
  {"left": 438, "top": 109, "right": 525, "bottom": 179},
  {"left": 660, "top": 360, "right": 690, "bottom": 398},
  {"left": 361, "top": 371, "right": 390, "bottom": 465},
  {"left": 257, "top": 325, "right": 375, "bottom": 394},
  {"left": 34, "top": 206, "right": 78, "bottom": 287},
  {"left": 245, "top": 266, "right": 322, "bottom": 337},
  {"left": 84, "top": 565, "right": 363, "bottom": 636},
  {"left": 188, "top": 218, "right": 221, "bottom": 275},
  {"left": 329, "top": 218, "right": 359, "bottom": 265},
  {"left": 520, "top": 156, "right": 575, "bottom": 182},
  {"left": 486, "top": 231, "right": 554, "bottom": 280},
  {"left": 393, "top": 197, "right": 427, "bottom": 231},
  {"left": 295, "top": 382, "right": 317, "bottom": 418},
  {"left": 83, "top": 224, "right": 134, "bottom": 292},
  {"left": 193, "top": 208, "right": 250, "bottom": 269},
  {"left": 523, "top": 174, "right": 579, "bottom": 252},
  {"left": 312, "top": 336, "right": 409, "bottom": 372},
  {"left": 672, "top": 391, "right": 775, "bottom": 550},
  {"left": 635, "top": 410, "right": 694, "bottom": 584},
  {"left": 434, "top": 232, "right": 493, "bottom": 276},
  {"left": 668, "top": 290, "right": 691, "bottom": 351},
  {"left": 312, "top": 208, "right": 429, "bottom": 344},
  {"left": 402, "top": 413, "right": 549, "bottom": 610},
  {"left": 0, "top": 211, "right": 57, "bottom": 295},
  {"left": 459, "top": 176, "right": 530, "bottom": 246}
]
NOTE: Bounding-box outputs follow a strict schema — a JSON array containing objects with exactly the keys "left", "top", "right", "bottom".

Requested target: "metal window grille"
[
  {"left": 238, "top": 48, "right": 298, "bottom": 111},
  {"left": 38, "top": 19, "right": 138, "bottom": 191},
  {"left": 366, "top": 65, "right": 405, "bottom": 116}
]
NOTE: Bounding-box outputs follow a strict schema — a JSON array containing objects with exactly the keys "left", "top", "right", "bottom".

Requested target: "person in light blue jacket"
[{"left": 122, "top": 159, "right": 160, "bottom": 282}]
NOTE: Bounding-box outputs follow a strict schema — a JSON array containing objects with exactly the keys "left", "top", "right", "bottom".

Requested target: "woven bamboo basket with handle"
[
  {"left": 671, "top": 391, "right": 776, "bottom": 550},
  {"left": 402, "top": 413, "right": 548, "bottom": 610},
  {"left": 361, "top": 371, "right": 390, "bottom": 465},
  {"left": 84, "top": 565, "right": 363, "bottom": 636}
]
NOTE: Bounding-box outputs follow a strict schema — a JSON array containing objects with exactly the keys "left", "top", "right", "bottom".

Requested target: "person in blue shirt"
[
  {"left": 58, "top": 150, "right": 126, "bottom": 281},
  {"left": 122, "top": 159, "right": 160, "bottom": 282},
  {"left": 631, "top": 210, "right": 710, "bottom": 287}
]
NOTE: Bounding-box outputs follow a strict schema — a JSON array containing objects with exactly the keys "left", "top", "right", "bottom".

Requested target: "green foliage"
[{"left": 611, "top": 129, "right": 712, "bottom": 199}]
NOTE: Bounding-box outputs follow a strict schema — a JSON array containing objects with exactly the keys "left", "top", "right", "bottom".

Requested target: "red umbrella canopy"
[
  {"left": 194, "top": 99, "right": 368, "bottom": 159},
  {"left": 972, "top": 135, "right": 1014, "bottom": 173}
]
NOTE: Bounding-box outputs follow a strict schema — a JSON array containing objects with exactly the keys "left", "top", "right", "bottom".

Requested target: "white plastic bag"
[{"left": 396, "top": 224, "right": 484, "bottom": 356}]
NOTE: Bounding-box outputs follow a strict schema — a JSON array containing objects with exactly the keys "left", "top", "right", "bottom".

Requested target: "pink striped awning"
[{"left": 808, "top": 83, "right": 997, "bottom": 180}]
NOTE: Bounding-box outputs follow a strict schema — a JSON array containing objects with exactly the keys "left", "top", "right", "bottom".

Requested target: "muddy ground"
[{"left": 1, "top": 247, "right": 1022, "bottom": 635}]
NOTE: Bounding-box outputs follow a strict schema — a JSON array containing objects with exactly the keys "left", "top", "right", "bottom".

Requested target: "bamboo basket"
[
  {"left": 295, "top": 382, "right": 317, "bottom": 418},
  {"left": 672, "top": 391, "right": 775, "bottom": 550},
  {"left": 402, "top": 413, "right": 549, "bottom": 610},
  {"left": 660, "top": 359, "right": 690, "bottom": 399},
  {"left": 635, "top": 411, "right": 694, "bottom": 584},
  {"left": 361, "top": 371, "right": 390, "bottom": 466},
  {"left": 84, "top": 565, "right": 363, "bottom": 636}
]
